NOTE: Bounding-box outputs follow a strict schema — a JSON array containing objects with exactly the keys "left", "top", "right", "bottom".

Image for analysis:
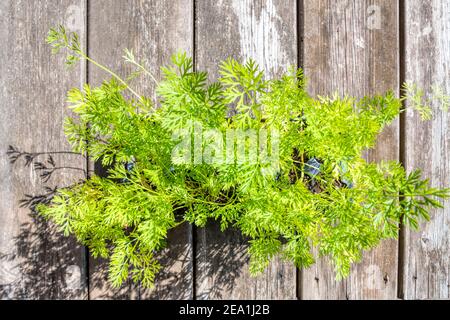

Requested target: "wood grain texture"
[
  {"left": 301, "top": 0, "right": 399, "bottom": 299},
  {"left": 87, "top": 0, "right": 194, "bottom": 300},
  {"left": 402, "top": 0, "right": 450, "bottom": 300},
  {"left": 195, "top": 0, "right": 298, "bottom": 299},
  {"left": 0, "top": 0, "right": 87, "bottom": 299}
]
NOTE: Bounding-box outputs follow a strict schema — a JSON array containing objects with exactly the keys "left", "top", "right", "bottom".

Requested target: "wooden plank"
[
  {"left": 301, "top": 0, "right": 399, "bottom": 299},
  {"left": 195, "top": 0, "right": 298, "bottom": 299},
  {"left": 87, "top": 0, "right": 194, "bottom": 300},
  {"left": 402, "top": 0, "right": 450, "bottom": 300},
  {"left": 0, "top": 0, "right": 87, "bottom": 299}
]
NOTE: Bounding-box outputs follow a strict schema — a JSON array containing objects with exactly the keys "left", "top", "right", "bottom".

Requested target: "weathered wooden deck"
[{"left": 0, "top": 0, "right": 449, "bottom": 300}]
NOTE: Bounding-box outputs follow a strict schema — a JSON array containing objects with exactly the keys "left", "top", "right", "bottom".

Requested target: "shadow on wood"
[
  {"left": 195, "top": 222, "right": 251, "bottom": 300},
  {"left": 0, "top": 146, "right": 86, "bottom": 299}
]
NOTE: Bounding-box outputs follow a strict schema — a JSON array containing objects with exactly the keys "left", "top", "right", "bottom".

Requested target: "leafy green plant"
[{"left": 39, "top": 26, "right": 450, "bottom": 288}]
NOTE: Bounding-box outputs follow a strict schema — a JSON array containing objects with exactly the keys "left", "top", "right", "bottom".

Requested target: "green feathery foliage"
[{"left": 39, "top": 26, "right": 450, "bottom": 288}]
